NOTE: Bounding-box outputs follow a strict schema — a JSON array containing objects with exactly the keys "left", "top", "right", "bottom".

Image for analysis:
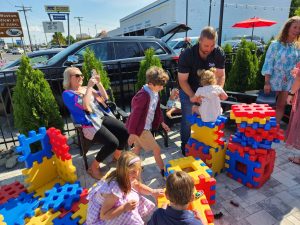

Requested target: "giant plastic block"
[
  {"left": 0, "top": 192, "right": 40, "bottom": 225},
  {"left": 0, "top": 215, "right": 6, "bottom": 225},
  {"left": 16, "top": 127, "right": 53, "bottom": 168},
  {"left": 25, "top": 208, "right": 61, "bottom": 225},
  {"left": 0, "top": 181, "right": 27, "bottom": 205},
  {"left": 187, "top": 114, "right": 227, "bottom": 129},
  {"left": 185, "top": 138, "right": 226, "bottom": 176},
  {"left": 40, "top": 182, "right": 82, "bottom": 213},
  {"left": 55, "top": 155, "right": 77, "bottom": 183},
  {"left": 52, "top": 212, "right": 80, "bottom": 225},
  {"left": 225, "top": 149, "right": 276, "bottom": 188},
  {"left": 47, "top": 128, "right": 71, "bottom": 161},
  {"left": 70, "top": 203, "right": 88, "bottom": 224},
  {"left": 191, "top": 124, "right": 225, "bottom": 148},
  {"left": 230, "top": 132, "right": 274, "bottom": 149},
  {"left": 165, "top": 156, "right": 216, "bottom": 205},
  {"left": 157, "top": 189, "right": 214, "bottom": 225}
]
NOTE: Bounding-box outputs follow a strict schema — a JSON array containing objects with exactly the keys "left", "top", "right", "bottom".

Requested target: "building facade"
[{"left": 108, "top": 0, "right": 292, "bottom": 43}]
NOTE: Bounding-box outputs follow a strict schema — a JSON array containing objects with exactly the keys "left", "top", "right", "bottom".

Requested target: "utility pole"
[
  {"left": 15, "top": 5, "right": 33, "bottom": 52},
  {"left": 218, "top": 0, "right": 225, "bottom": 46},
  {"left": 74, "top": 16, "right": 83, "bottom": 40},
  {"left": 185, "top": 0, "right": 188, "bottom": 38},
  {"left": 208, "top": 0, "right": 212, "bottom": 26}
]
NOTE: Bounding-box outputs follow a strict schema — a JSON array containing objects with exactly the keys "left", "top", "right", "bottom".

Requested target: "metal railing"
[{"left": 0, "top": 60, "right": 176, "bottom": 150}]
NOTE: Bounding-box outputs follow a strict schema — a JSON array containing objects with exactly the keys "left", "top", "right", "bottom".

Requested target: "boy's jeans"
[{"left": 179, "top": 89, "right": 192, "bottom": 154}]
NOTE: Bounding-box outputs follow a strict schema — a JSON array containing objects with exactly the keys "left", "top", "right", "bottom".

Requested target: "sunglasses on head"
[{"left": 72, "top": 74, "right": 84, "bottom": 78}]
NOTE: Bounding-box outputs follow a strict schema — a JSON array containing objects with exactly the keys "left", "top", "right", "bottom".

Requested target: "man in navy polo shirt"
[{"left": 178, "top": 26, "right": 225, "bottom": 156}]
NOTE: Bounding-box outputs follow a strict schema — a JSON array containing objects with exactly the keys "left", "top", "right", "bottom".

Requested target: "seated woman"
[{"left": 62, "top": 67, "right": 129, "bottom": 180}]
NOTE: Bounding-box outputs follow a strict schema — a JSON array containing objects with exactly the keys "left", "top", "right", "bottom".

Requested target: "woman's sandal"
[
  {"left": 288, "top": 156, "right": 300, "bottom": 165},
  {"left": 87, "top": 167, "right": 103, "bottom": 180}
]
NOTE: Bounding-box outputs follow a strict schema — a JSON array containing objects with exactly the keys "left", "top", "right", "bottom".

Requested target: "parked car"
[
  {"left": 1, "top": 48, "right": 63, "bottom": 71},
  {"left": 167, "top": 37, "right": 199, "bottom": 55},
  {"left": 222, "top": 39, "right": 265, "bottom": 54},
  {"left": 0, "top": 36, "right": 179, "bottom": 115},
  {"left": 11, "top": 48, "right": 24, "bottom": 55}
]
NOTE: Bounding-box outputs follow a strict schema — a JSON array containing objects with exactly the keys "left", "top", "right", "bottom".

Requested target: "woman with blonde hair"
[
  {"left": 262, "top": 16, "right": 300, "bottom": 123},
  {"left": 86, "top": 151, "right": 164, "bottom": 225}
]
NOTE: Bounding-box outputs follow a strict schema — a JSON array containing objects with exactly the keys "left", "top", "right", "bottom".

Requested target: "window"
[
  {"left": 75, "top": 42, "right": 113, "bottom": 61},
  {"left": 141, "top": 42, "right": 166, "bottom": 55},
  {"left": 30, "top": 55, "right": 50, "bottom": 65},
  {"left": 114, "top": 42, "right": 142, "bottom": 59}
]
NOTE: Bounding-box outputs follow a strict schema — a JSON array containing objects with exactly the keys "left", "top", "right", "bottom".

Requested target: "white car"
[
  {"left": 11, "top": 48, "right": 24, "bottom": 55},
  {"left": 167, "top": 37, "right": 199, "bottom": 55}
]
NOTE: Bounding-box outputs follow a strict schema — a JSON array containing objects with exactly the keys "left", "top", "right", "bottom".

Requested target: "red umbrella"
[{"left": 232, "top": 17, "right": 277, "bottom": 41}]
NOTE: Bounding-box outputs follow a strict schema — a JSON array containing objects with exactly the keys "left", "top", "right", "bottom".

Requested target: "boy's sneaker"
[{"left": 160, "top": 169, "right": 165, "bottom": 177}]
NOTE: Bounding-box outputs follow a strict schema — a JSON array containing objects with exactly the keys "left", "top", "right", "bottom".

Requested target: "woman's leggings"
[{"left": 92, "top": 116, "right": 129, "bottom": 162}]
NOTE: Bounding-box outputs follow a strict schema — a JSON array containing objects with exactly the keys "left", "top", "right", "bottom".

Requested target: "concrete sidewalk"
[{"left": 0, "top": 124, "right": 299, "bottom": 225}]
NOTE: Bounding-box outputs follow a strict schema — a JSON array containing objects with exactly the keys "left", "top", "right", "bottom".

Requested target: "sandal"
[
  {"left": 288, "top": 156, "right": 300, "bottom": 165},
  {"left": 87, "top": 167, "right": 103, "bottom": 180}
]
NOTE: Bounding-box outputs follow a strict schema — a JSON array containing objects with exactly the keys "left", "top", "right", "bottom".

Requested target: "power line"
[
  {"left": 74, "top": 16, "right": 83, "bottom": 39},
  {"left": 15, "top": 5, "right": 33, "bottom": 51}
]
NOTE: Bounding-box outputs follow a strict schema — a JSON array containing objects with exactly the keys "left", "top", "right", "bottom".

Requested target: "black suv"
[{"left": 0, "top": 36, "right": 178, "bottom": 114}]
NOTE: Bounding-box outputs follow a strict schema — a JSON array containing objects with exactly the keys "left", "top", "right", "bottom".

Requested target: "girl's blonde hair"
[
  {"left": 277, "top": 16, "right": 300, "bottom": 46},
  {"left": 106, "top": 151, "right": 142, "bottom": 194},
  {"left": 197, "top": 68, "right": 217, "bottom": 86}
]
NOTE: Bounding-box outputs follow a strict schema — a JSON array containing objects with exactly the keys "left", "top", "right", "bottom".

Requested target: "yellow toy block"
[
  {"left": 54, "top": 155, "right": 77, "bottom": 183},
  {"left": 25, "top": 208, "right": 61, "bottom": 225},
  {"left": 0, "top": 215, "right": 6, "bottom": 225},
  {"left": 165, "top": 156, "right": 216, "bottom": 205},
  {"left": 205, "top": 144, "right": 226, "bottom": 176},
  {"left": 224, "top": 154, "right": 230, "bottom": 169},
  {"left": 191, "top": 125, "right": 222, "bottom": 148},
  {"left": 157, "top": 189, "right": 214, "bottom": 225},
  {"left": 230, "top": 111, "right": 269, "bottom": 125},
  {"left": 71, "top": 203, "right": 87, "bottom": 224}
]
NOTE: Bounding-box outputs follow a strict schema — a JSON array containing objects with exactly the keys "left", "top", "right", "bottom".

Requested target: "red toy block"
[
  {"left": 231, "top": 103, "right": 275, "bottom": 118},
  {"left": 47, "top": 127, "right": 71, "bottom": 161},
  {"left": 185, "top": 143, "right": 212, "bottom": 167},
  {"left": 59, "top": 188, "right": 89, "bottom": 218},
  {"left": 194, "top": 175, "right": 216, "bottom": 205},
  {"left": 0, "top": 181, "right": 27, "bottom": 204}
]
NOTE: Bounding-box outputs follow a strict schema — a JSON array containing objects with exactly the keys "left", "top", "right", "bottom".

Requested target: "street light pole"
[
  {"left": 185, "top": 0, "right": 188, "bottom": 38},
  {"left": 74, "top": 16, "right": 83, "bottom": 40},
  {"left": 218, "top": 0, "right": 225, "bottom": 46},
  {"left": 15, "top": 5, "right": 33, "bottom": 51},
  {"left": 208, "top": 0, "right": 212, "bottom": 26}
]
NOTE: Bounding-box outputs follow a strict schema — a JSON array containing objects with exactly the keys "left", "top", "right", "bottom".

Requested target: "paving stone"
[
  {"left": 257, "top": 196, "right": 292, "bottom": 221},
  {"left": 245, "top": 210, "right": 278, "bottom": 225},
  {"left": 245, "top": 203, "right": 264, "bottom": 215},
  {"left": 220, "top": 198, "right": 250, "bottom": 220},
  {"left": 272, "top": 171, "right": 298, "bottom": 187}
]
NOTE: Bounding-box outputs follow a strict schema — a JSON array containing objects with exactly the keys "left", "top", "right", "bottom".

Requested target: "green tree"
[
  {"left": 13, "top": 56, "right": 63, "bottom": 134},
  {"left": 290, "top": 0, "right": 300, "bottom": 17},
  {"left": 66, "top": 35, "right": 76, "bottom": 44},
  {"left": 50, "top": 32, "right": 67, "bottom": 46},
  {"left": 136, "top": 48, "right": 162, "bottom": 90},
  {"left": 81, "top": 48, "right": 111, "bottom": 90},
  {"left": 225, "top": 40, "right": 257, "bottom": 92}
]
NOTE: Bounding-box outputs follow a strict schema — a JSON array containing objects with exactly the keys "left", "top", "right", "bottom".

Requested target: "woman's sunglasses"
[{"left": 72, "top": 74, "right": 84, "bottom": 78}]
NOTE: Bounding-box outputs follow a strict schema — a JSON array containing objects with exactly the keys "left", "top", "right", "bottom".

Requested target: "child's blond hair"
[
  {"left": 146, "top": 66, "right": 169, "bottom": 86},
  {"left": 197, "top": 68, "right": 217, "bottom": 86},
  {"left": 106, "top": 152, "right": 142, "bottom": 194},
  {"left": 166, "top": 171, "right": 194, "bottom": 206}
]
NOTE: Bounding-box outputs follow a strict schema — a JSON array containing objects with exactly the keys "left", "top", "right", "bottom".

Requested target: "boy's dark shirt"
[
  {"left": 147, "top": 206, "right": 203, "bottom": 225},
  {"left": 178, "top": 43, "right": 225, "bottom": 92}
]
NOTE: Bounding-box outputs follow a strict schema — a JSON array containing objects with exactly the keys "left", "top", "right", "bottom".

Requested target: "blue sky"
[{"left": 2, "top": 0, "right": 156, "bottom": 44}]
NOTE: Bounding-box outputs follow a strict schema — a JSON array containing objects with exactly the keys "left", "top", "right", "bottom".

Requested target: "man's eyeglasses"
[{"left": 71, "top": 74, "right": 84, "bottom": 78}]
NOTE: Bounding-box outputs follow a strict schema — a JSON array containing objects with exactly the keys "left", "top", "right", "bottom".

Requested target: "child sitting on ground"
[
  {"left": 126, "top": 66, "right": 171, "bottom": 177},
  {"left": 166, "top": 88, "right": 182, "bottom": 119},
  {"left": 148, "top": 171, "right": 204, "bottom": 225},
  {"left": 86, "top": 151, "right": 164, "bottom": 225},
  {"left": 190, "top": 68, "right": 228, "bottom": 122}
]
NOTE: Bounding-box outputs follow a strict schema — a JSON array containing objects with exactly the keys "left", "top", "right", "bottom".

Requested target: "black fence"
[{"left": 0, "top": 60, "right": 177, "bottom": 150}]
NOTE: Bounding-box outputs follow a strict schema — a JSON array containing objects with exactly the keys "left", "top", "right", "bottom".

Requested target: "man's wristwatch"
[{"left": 288, "top": 91, "right": 295, "bottom": 96}]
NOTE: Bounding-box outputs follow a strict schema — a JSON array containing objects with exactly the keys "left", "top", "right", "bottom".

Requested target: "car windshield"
[
  {"left": 46, "top": 42, "right": 81, "bottom": 66},
  {"left": 167, "top": 40, "right": 178, "bottom": 48},
  {"left": 1, "top": 60, "right": 19, "bottom": 70}
]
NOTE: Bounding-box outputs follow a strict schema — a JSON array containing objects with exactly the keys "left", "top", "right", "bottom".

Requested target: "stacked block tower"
[
  {"left": 0, "top": 127, "right": 89, "bottom": 225},
  {"left": 185, "top": 114, "right": 227, "bottom": 176},
  {"left": 225, "top": 103, "right": 284, "bottom": 188}
]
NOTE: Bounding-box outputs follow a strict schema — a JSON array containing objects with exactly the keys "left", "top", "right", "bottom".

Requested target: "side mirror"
[{"left": 65, "top": 55, "right": 79, "bottom": 66}]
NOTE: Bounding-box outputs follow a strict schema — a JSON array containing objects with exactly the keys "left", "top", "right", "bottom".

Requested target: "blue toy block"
[
  {"left": 187, "top": 138, "right": 212, "bottom": 154},
  {"left": 187, "top": 114, "right": 227, "bottom": 129},
  {"left": 0, "top": 192, "right": 40, "bottom": 225},
  {"left": 240, "top": 117, "right": 277, "bottom": 131},
  {"left": 39, "top": 182, "right": 82, "bottom": 212},
  {"left": 16, "top": 127, "right": 53, "bottom": 168},
  {"left": 53, "top": 212, "right": 80, "bottom": 225},
  {"left": 231, "top": 132, "right": 272, "bottom": 149},
  {"left": 225, "top": 150, "right": 261, "bottom": 187}
]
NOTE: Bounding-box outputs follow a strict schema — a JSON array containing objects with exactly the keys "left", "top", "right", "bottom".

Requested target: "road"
[{"left": 0, "top": 53, "right": 22, "bottom": 68}]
